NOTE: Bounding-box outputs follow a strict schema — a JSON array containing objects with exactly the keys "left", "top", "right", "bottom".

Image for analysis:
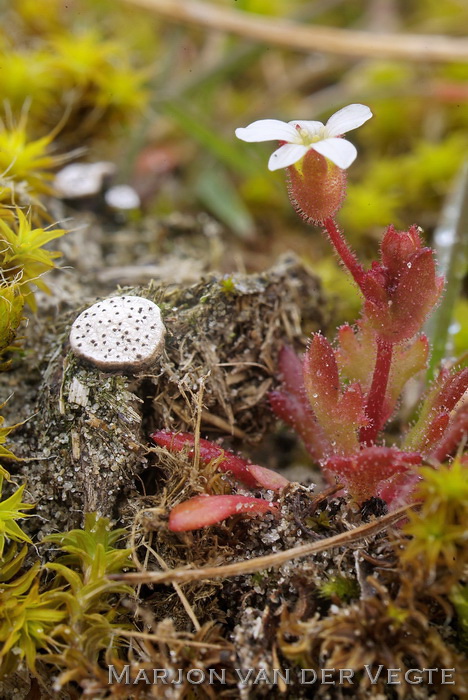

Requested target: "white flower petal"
[
  {"left": 311, "top": 138, "right": 357, "bottom": 169},
  {"left": 268, "top": 143, "right": 309, "bottom": 171},
  {"left": 325, "top": 104, "right": 373, "bottom": 137},
  {"left": 235, "top": 119, "right": 299, "bottom": 143},
  {"left": 288, "top": 120, "right": 324, "bottom": 139}
]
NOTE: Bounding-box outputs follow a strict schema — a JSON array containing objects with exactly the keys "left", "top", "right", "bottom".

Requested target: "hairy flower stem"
[
  {"left": 322, "top": 217, "right": 366, "bottom": 293},
  {"left": 360, "top": 336, "right": 393, "bottom": 445}
]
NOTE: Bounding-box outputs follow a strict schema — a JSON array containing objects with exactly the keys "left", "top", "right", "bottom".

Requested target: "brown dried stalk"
[
  {"left": 112, "top": 504, "right": 412, "bottom": 585},
  {"left": 119, "top": 0, "right": 468, "bottom": 63}
]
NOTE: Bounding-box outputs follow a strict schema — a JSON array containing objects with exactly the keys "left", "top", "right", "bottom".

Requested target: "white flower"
[{"left": 235, "top": 104, "right": 372, "bottom": 172}]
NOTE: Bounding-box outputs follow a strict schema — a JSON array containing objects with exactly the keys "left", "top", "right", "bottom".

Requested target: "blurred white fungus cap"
[
  {"left": 105, "top": 184, "right": 141, "bottom": 210},
  {"left": 54, "top": 162, "right": 116, "bottom": 198},
  {"left": 70, "top": 296, "right": 165, "bottom": 371}
]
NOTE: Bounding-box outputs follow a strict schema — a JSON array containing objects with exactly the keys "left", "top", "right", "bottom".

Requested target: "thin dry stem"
[
  {"left": 193, "top": 374, "right": 209, "bottom": 471},
  {"left": 120, "top": 0, "right": 468, "bottom": 63},
  {"left": 112, "top": 629, "right": 225, "bottom": 650},
  {"left": 200, "top": 410, "right": 248, "bottom": 438},
  {"left": 112, "top": 504, "right": 412, "bottom": 585},
  {"left": 152, "top": 549, "right": 202, "bottom": 631}
]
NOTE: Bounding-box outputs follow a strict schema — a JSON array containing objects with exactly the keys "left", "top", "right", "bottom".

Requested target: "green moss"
[
  {"left": 450, "top": 585, "right": 468, "bottom": 650},
  {"left": 401, "top": 457, "right": 468, "bottom": 577},
  {"left": 318, "top": 575, "right": 360, "bottom": 603},
  {"left": 0, "top": 513, "right": 135, "bottom": 679},
  {"left": 219, "top": 277, "right": 236, "bottom": 295},
  {"left": 0, "top": 478, "right": 33, "bottom": 557}
]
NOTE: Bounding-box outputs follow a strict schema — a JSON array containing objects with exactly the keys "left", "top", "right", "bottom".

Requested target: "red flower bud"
[
  {"left": 362, "top": 243, "right": 444, "bottom": 343},
  {"left": 381, "top": 224, "right": 423, "bottom": 278}
]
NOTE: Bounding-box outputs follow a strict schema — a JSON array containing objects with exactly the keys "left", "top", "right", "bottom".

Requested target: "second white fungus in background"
[
  {"left": 69, "top": 296, "right": 165, "bottom": 372},
  {"left": 105, "top": 184, "right": 141, "bottom": 210}
]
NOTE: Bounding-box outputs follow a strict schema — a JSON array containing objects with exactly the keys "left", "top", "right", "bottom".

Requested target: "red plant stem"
[
  {"left": 322, "top": 217, "right": 366, "bottom": 293},
  {"left": 360, "top": 336, "right": 394, "bottom": 446}
]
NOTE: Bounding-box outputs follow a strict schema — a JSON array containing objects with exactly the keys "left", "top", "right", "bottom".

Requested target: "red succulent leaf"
[
  {"left": 168, "top": 494, "right": 278, "bottom": 532},
  {"left": 268, "top": 390, "right": 328, "bottom": 462},
  {"left": 434, "top": 367, "right": 468, "bottom": 412},
  {"left": 424, "top": 412, "right": 451, "bottom": 452},
  {"left": 385, "top": 334, "right": 429, "bottom": 420},
  {"left": 269, "top": 346, "right": 330, "bottom": 462},
  {"left": 337, "top": 321, "right": 429, "bottom": 428},
  {"left": 377, "top": 470, "right": 422, "bottom": 508},
  {"left": 430, "top": 403, "right": 468, "bottom": 463},
  {"left": 277, "top": 344, "right": 305, "bottom": 393},
  {"left": 337, "top": 323, "right": 358, "bottom": 353},
  {"left": 403, "top": 366, "right": 468, "bottom": 455},
  {"left": 303, "top": 334, "right": 366, "bottom": 453},
  {"left": 323, "top": 446, "right": 422, "bottom": 503},
  {"left": 336, "top": 320, "right": 377, "bottom": 393},
  {"left": 303, "top": 333, "right": 340, "bottom": 408},
  {"left": 339, "top": 382, "right": 368, "bottom": 425},
  {"left": 151, "top": 430, "right": 289, "bottom": 491},
  {"left": 246, "top": 463, "right": 290, "bottom": 491}
]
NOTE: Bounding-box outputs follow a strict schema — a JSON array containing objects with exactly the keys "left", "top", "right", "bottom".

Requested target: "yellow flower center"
[{"left": 298, "top": 126, "right": 326, "bottom": 145}]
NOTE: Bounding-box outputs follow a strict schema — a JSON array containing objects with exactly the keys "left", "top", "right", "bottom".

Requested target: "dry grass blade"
[
  {"left": 112, "top": 504, "right": 412, "bottom": 585},
  {"left": 120, "top": 0, "right": 468, "bottom": 63},
  {"left": 111, "top": 629, "right": 225, "bottom": 649}
]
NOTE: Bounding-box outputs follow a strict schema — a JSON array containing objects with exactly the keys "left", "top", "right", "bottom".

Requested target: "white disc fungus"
[
  {"left": 70, "top": 296, "right": 165, "bottom": 371},
  {"left": 54, "top": 162, "right": 116, "bottom": 199}
]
